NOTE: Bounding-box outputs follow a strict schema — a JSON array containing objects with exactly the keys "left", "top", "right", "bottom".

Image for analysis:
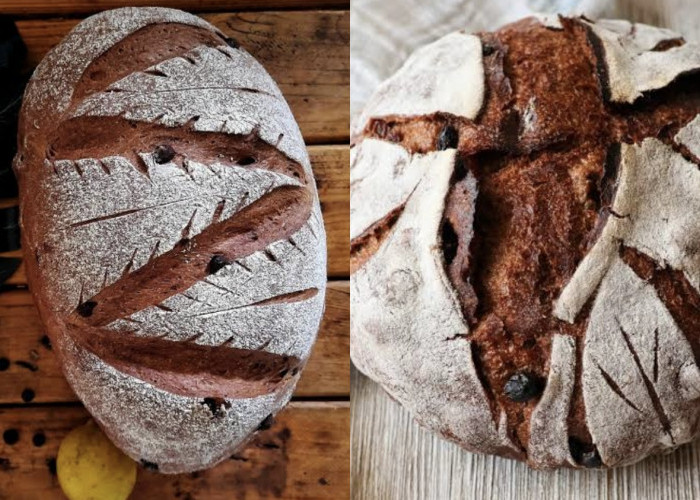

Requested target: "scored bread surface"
[
  {"left": 14, "top": 7, "right": 326, "bottom": 473},
  {"left": 351, "top": 15, "right": 700, "bottom": 468}
]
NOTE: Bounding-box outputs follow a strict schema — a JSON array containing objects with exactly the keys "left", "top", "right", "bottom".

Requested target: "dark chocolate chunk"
[
  {"left": 569, "top": 437, "right": 603, "bottom": 468},
  {"left": 0, "top": 358, "right": 8, "bottom": 371},
  {"left": 32, "top": 432, "right": 45, "bottom": 447},
  {"left": 503, "top": 372, "right": 542, "bottom": 402},
  {"left": 437, "top": 125, "right": 459, "bottom": 150},
  {"left": 3, "top": 429, "right": 18, "bottom": 445},
  {"left": 257, "top": 414, "right": 275, "bottom": 431},
  {"left": 208, "top": 255, "right": 229, "bottom": 274},
  {"left": 140, "top": 459, "right": 159, "bottom": 471},
  {"left": 153, "top": 144, "right": 176, "bottom": 164},
  {"left": 21, "top": 388, "right": 34, "bottom": 402},
  {"left": 76, "top": 300, "right": 97, "bottom": 318},
  {"left": 223, "top": 36, "right": 240, "bottom": 49}
]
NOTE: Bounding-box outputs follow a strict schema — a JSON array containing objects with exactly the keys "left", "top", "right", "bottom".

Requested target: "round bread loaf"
[
  {"left": 14, "top": 7, "right": 326, "bottom": 473},
  {"left": 350, "top": 15, "right": 700, "bottom": 469}
]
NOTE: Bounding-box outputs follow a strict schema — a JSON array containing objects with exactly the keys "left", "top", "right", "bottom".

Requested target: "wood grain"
[
  {"left": 0, "top": 401, "right": 349, "bottom": 500},
  {"left": 15, "top": 10, "right": 350, "bottom": 145},
  {"left": 0, "top": 282, "right": 348, "bottom": 403},
  {"left": 351, "top": 366, "right": 700, "bottom": 500},
  {"left": 0, "top": 144, "right": 348, "bottom": 281},
  {"left": 0, "top": 0, "right": 349, "bottom": 16}
]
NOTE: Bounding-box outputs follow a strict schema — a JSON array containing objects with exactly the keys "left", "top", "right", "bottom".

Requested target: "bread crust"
[
  {"left": 351, "top": 15, "right": 700, "bottom": 469},
  {"left": 14, "top": 7, "right": 326, "bottom": 473}
]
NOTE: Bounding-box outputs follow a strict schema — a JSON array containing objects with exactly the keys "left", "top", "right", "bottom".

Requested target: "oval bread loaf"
[
  {"left": 351, "top": 15, "right": 700, "bottom": 469},
  {"left": 14, "top": 7, "right": 326, "bottom": 473}
]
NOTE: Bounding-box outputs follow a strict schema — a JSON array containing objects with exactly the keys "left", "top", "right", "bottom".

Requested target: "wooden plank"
[
  {"left": 351, "top": 366, "right": 700, "bottom": 500},
  {"left": 0, "top": 0, "right": 349, "bottom": 16},
  {"left": 0, "top": 401, "right": 349, "bottom": 499},
  {"left": 0, "top": 281, "right": 348, "bottom": 403},
  {"left": 15, "top": 10, "right": 349, "bottom": 144},
  {"left": 0, "top": 144, "right": 349, "bottom": 282}
]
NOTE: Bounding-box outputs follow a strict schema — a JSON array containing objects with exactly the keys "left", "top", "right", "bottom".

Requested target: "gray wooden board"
[{"left": 351, "top": 367, "right": 700, "bottom": 499}]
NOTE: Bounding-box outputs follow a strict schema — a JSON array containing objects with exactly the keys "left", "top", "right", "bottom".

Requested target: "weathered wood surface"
[
  {"left": 351, "top": 366, "right": 700, "bottom": 500},
  {"left": 0, "top": 401, "right": 349, "bottom": 500},
  {"left": 0, "top": 0, "right": 348, "bottom": 16},
  {"left": 15, "top": 10, "right": 350, "bottom": 145},
  {"left": 0, "top": 145, "right": 349, "bottom": 281}
]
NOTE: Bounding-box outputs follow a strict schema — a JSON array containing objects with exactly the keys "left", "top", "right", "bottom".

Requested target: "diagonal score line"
[{"left": 69, "top": 197, "right": 197, "bottom": 228}]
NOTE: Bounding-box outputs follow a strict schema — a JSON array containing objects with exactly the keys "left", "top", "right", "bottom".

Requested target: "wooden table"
[{"left": 0, "top": 2, "right": 349, "bottom": 499}]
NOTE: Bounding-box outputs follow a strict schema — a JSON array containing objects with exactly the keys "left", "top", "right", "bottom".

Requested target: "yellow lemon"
[{"left": 57, "top": 419, "right": 137, "bottom": 500}]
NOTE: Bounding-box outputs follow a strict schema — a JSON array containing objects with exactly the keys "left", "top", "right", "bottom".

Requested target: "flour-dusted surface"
[{"left": 14, "top": 6, "right": 326, "bottom": 474}]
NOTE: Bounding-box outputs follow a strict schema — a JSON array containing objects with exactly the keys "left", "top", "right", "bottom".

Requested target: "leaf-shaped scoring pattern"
[
  {"left": 72, "top": 43, "right": 309, "bottom": 170},
  {"left": 108, "top": 203, "right": 327, "bottom": 361},
  {"left": 40, "top": 155, "right": 301, "bottom": 315},
  {"left": 555, "top": 131, "right": 700, "bottom": 466}
]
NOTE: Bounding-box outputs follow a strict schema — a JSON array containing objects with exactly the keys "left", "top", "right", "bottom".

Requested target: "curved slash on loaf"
[{"left": 350, "top": 139, "right": 520, "bottom": 458}]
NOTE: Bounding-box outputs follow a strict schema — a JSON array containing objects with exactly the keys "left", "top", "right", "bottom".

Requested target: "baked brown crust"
[{"left": 351, "top": 15, "right": 700, "bottom": 469}]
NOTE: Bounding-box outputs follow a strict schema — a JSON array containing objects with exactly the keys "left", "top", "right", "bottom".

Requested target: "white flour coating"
[
  {"left": 528, "top": 334, "right": 577, "bottom": 468},
  {"left": 585, "top": 19, "right": 700, "bottom": 103},
  {"left": 16, "top": 7, "right": 325, "bottom": 473},
  {"left": 556, "top": 137, "right": 700, "bottom": 321},
  {"left": 554, "top": 134, "right": 700, "bottom": 465},
  {"left": 354, "top": 32, "right": 485, "bottom": 135},
  {"left": 533, "top": 14, "right": 564, "bottom": 30},
  {"left": 350, "top": 139, "right": 433, "bottom": 240},
  {"left": 73, "top": 43, "right": 309, "bottom": 169},
  {"left": 109, "top": 204, "right": 327, "bottom": 360},
  {"left": 41, "top": 158, "right": 301, "bottom": 313},
  {"left": 60, "top": 333, "right": 288, "bottom": 473},
  {"left": 580, "top": 258, "right": 700, "bottom": 466},
  {"left": 351, "top": 148, "right": 518, "bottom": 455}
]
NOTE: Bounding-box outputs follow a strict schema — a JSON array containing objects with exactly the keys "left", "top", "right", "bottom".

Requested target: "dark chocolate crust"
[{"left": 351, "top": 16, "right": 700, "bottom": 466}]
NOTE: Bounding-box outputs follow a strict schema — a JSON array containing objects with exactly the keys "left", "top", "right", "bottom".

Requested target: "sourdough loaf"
[
  {"left": 350, "top": 15, "right": 700, "bottom": 468},
  {"left": 14, "top": 7, "right": 326, "bottom": 473}
]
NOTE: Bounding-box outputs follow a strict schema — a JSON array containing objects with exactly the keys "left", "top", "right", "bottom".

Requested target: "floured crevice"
[
  {"left": 68, "top": 322, "right": 301, "bottom": 399},
  {"left": 71, "top": 23, "right": 226, "bottom": 104},
  {"left": 71, "top": 185, "right": 312, "bottom": 327},
  {"left": 191, "top": 288, "right": 319, "bottom": 318},
  {"left": 46, "top": 116, "right": 306, "bottom": 184},
  {"left": 617, "top": 324, "right": 675, "bottom": 443},
  {"left": 350, "top": 203, "right": 406, "bottom": 274},
  {"left": 620, "top": 245, "right": 700, "bottom": 361}
]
